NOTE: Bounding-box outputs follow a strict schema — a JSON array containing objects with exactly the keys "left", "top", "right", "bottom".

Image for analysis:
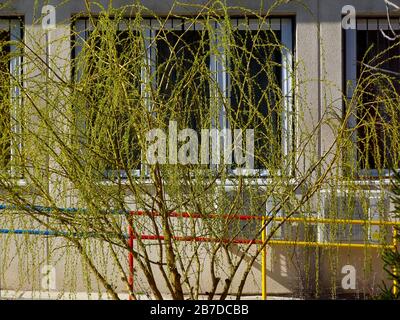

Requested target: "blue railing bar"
[{"left": 0, "top": 228, "right": 129, "bottom": 239}]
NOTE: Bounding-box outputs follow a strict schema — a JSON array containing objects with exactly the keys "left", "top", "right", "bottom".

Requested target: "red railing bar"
[
  {"left": 131, "top": 210, "right": 266, "bottom": 221},
  {"left": 130, "top": 234, "right": 262, "bottom": 244}
]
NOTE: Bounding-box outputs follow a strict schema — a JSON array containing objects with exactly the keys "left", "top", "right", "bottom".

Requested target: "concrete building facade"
[{"left": 0, "top": 0, "right": 399, "bottom": 299}]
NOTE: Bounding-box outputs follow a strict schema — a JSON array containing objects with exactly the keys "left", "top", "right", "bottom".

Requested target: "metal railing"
[{"left": 0, "top": 204, "right": 398, "bottom": 299}]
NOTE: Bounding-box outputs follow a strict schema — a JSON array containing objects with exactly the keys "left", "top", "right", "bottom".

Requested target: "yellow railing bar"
[
  {"left": 261, "top": 216, "right": 267, "bottom": 300},
  {"left": 268, "top": 240, "right": 388, "bottom": 249},
  {"left": 269, "top": 216, "right": 400, "bottom": 226},
  {"left": 260, "top": 216, "right": 400, "bottom": 300}
]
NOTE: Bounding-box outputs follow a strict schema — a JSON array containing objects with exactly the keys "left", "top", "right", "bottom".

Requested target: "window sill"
[{"left": 357, "top": 169, "right": 399, "bottom": 178}]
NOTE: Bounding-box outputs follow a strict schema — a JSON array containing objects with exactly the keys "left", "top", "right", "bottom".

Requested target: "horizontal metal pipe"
[
  {"left": 0, "top": 228, "right": 392, "bottom": 249},
  {"left": 0, "top": 229, "right": 60, "bottom": 236},
  {"left": 268, "top": 240, "right": 387, "bottom": 249},
  {"left": 0, "top": 229, "right": 117, "bottom": 238}
]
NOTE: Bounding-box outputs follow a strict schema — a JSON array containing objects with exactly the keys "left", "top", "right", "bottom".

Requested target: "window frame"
[
  {"left": 72, "top": 18, "right": 144, "bottom": 179},
  {"left": 0, "top": 17, "right": 23, "bottom": 177},
  {"left": 344, "top": 17, "right": 400, "bottom": 178},
  {"left": 72, "top": 16, "right": 294, "bottom": 179},
  {"left": 217, "top": 184, "right": 287, "bottom": 241},
  {"left": 318, "top": 188, "right": 390, "bottom": 244}
]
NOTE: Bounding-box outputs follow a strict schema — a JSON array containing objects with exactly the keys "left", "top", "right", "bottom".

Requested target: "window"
[
  {"left": 227, "top": 19, "right": 290, "bottom": 173},
  {"left": 225, "top": 19, "right": 293, "bottom": 175},
  {"left": 73, "top": 19, "right": 143, "bottom": 179},
  {"left": 153, "top": 20, "right": 210, "bottom": 131},
  {"left": 217, "top": 188, "right": 290, "bottom": 241},
  {"left": 345, "top": 18, "right": 400, "bottom": 174},
  {"left": 146, "top": 18, "right": 293, "bottom": 175},
  {"left": 0, "top": 18, "right": 22, "bottom": 174},
  {"left": 145, "top": 18, "right": 211, "bottom": 170},
  {"left": 218, "top": 187, "right": 265, "bottom": 240},
  {"left": 72, "top": 17, "right": 293, "bottom": 178},
  {"left": 320, "top": 190, "right": 390, "bottom": 243}
]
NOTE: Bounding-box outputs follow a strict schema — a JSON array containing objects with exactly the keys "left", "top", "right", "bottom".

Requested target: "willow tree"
[{"left": 0, "top": 0, "right": 398, "bottom": 300}]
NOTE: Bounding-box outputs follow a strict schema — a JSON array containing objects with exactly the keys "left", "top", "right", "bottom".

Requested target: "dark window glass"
[
  {"left": 156, "top": 29, "right": 210, "bottom": 131},
  {"left": 229, "top": 30, "right": 282, "bottom": 170},
  {"left": 78, "top": 28, "right": 142, "bottom": 177},
  {"left": 356, "top": 29, "right": 400, "bottom": 170}
]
